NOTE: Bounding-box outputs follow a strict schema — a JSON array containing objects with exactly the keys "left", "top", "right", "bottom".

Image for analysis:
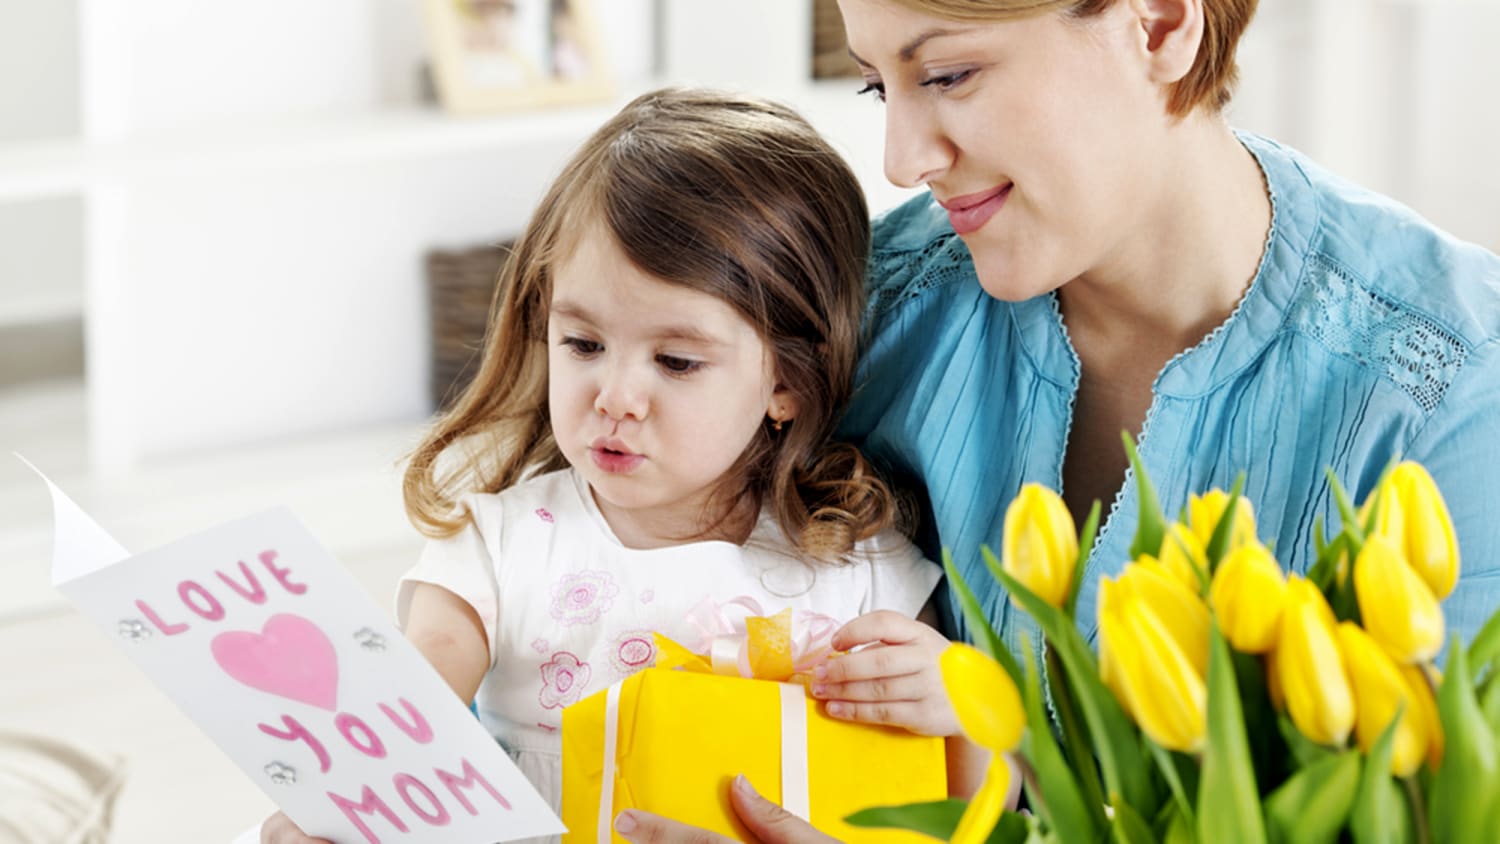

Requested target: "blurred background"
[{"left": 1, "top": 0, "right": 1496, "bottom": 841}]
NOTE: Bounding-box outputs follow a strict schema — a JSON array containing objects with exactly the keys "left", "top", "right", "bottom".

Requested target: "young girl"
[{"left": 262, "top": 86, "right": 946, "bottom": 844}]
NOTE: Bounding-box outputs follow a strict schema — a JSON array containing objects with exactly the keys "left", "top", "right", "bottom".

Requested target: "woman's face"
[{"left": 838, "top": 0, "right": 1175, "bottom": 301}]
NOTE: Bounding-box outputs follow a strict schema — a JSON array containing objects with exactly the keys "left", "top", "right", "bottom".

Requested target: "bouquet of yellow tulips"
[{"left": 850, "top": 434, "right": 1500, "bottom": 844}]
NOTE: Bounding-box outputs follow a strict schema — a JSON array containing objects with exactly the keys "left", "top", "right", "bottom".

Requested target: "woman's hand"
[
  {"left": 614, "top": 775, "right": 841, "bottom": 843},
  {"left": 259, "top": 811, "right": 329, "bottom": 844},
  {"left": 808, "top": 608, "right": 958, "bottom": 737}
]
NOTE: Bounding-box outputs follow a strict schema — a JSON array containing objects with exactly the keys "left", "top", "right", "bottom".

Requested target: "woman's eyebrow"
[{"left": 847, "top": 27, "right": 966, "bottom": 67}]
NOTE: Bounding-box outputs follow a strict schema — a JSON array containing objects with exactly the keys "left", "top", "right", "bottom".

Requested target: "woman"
[{"left": 618, "top": 0, "right": 1500, "bottom": 840}]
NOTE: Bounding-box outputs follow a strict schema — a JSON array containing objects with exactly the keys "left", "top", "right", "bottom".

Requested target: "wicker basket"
[
  {"left": 812, "top": 0, "right": 860, "bottom": 80},
  {"left": 425, "top": 241, "right": 513, "bottom": 411}
]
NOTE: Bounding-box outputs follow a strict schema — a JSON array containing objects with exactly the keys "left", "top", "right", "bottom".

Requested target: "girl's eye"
[
  {"left": 919, "top": 69, "right": 974, "bottom": 92},
  {"left": 561, "top": 337, "right": 601, "bottom": 357},
  {"left": 855, "top": 81, "right": 886, "bottom": 103},
  {"left": 656, "top": 354, "right": 703, "bottom": 376}
]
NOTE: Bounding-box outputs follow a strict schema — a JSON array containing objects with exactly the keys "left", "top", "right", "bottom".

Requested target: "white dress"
[{"left": 396, "top": 468, "right": 942, "bottom": 842}]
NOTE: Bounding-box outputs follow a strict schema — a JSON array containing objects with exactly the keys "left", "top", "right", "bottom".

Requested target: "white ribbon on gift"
[{"left": 596, "top": 679, "right": 812, "bottom": 841}]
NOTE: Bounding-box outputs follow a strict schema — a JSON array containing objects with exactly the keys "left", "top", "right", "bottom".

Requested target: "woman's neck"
[{"left": 1060, "top": 115, "right": 1272, "bottom": 359}]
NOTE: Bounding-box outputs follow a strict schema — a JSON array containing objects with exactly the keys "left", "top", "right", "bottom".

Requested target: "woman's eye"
[
  {"left": 919, "top": 69, "right": 974, "bottom": 92},
  {"left": 562, "top": 337, "right": 601, "bottom": 356},
  {"left": 855, "top": 81, "right": 886, "bottom": 103},
  {"left": 656, "top": 355, "right": 703, "bottom": 375}
]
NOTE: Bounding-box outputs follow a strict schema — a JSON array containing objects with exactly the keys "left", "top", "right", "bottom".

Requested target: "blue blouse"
[{"left": 841, "top": 131, "right": 1500, "bottom": 656}]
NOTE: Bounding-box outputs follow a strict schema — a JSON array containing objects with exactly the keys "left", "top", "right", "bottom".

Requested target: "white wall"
[{"left": 3, "top": 0, "right": 1498, "bottom": 470}]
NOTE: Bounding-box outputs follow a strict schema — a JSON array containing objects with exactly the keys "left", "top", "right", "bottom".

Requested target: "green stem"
[{"left": 1403, "top": 774, "right": 1430, "bottom": 844}]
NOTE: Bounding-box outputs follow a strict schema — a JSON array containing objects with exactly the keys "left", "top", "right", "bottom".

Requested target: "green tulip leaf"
[
  {"left": 845, "top": 799, "right": 1029, "bottom": 843},
  {"left": 1045, "top": 647, "right": 1108, "bottom": 829},
  {"left": 1109, "top": 795, "right": 1155, "bottom": 844},
  {"left": 944, "top": 549, "right": 1023, "bottom": 688},
  {"left": 1348, "top": 710, "right": 1407, "bottom": 844},
  {"left": 1277, "top": 714, "right": 1335, "bottom": 769},
  {"left": 1161, "top": 802, "right": 1196, "bottom": 844},
  {"left": 1067, "top": 500, "right": 1102, "bottom": 618},
  {"left": 1147, "top": 742, "right": 1195, "bottom": 829},
  {"left": 1122, "top": 432, "right": 1167, "bottom": 561},
  {"left": 1202, "top": 473, "right": 1247, "bottom": 571},
  {"left": 1323, "top": 467, "right": 1365, "bottom": 548},
  {"left": 1265, "top": 749, "right": 1360, "bottom": 844},
  {"left": 1020, "top": 643, "right": 1106, "bottom": 840},
  {"left": 1467, "top": 601, "right": 1500, "bottom": 683},
  {"left": 1197, "top": 626, "right": 1266, "bottom": 844},
  {"left": 1430, "top": 641, "right": 1500, "bottom": 844},
  {"left": 987, "top": 552, "right": 1158, "bottom": 816}
]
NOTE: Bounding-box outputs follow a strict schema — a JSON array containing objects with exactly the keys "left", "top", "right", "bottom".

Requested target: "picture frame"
[{"left": 422, "top": 0, "right": 613, "bottom": 114}]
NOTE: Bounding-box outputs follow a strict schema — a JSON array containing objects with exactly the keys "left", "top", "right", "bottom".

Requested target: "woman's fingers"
[
  {"left": 259, "top": 812, "right": 330, "bottom": 844},
  {"left": 729, "top": 776, "right": 845, "bottom": 843},
  {"left": 613, "top": 809, "right": 738, "bottom": 843}
]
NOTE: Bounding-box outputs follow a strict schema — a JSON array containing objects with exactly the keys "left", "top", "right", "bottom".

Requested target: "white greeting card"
[{"left": 25, "top": 458, "right": 565, "bottom": 844}]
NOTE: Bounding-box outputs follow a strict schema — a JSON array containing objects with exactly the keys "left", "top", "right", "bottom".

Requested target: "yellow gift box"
[{"left": 561, "top": 633, "right": 946, "bottom": 842}]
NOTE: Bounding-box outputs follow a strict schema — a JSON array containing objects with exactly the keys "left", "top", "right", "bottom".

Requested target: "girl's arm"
[{"left": 402, "top": 581, "right": 491, "bottom": 703}]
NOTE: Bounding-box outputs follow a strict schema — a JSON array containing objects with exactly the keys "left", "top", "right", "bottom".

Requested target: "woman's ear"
[{"left": 1129, "top": 0, "right": 1205, "bottom": 87}]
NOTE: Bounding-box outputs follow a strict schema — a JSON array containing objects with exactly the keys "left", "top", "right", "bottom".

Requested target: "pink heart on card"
[{"left": 210, "top": 613, "right": 339, "bottom": 711}]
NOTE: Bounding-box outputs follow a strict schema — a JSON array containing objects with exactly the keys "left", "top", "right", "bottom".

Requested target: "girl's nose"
[
  {"left": 593, "top": 364, "right": 648, "bottom": 421},
  {"left": 883, "top": 95, "right": 952, "bottom": 189}
]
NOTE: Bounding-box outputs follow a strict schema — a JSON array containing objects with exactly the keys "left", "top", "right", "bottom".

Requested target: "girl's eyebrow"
[
  {"left": 551, "top": 300, "right": 726, "bottom": 346},
  {"left": 847, "top": 27, "right": 965, "bottom": 67}
]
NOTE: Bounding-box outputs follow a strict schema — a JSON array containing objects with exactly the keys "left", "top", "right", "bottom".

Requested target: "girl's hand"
[
  {"left": 808, "top": 608, "right": 959, "bottom": 737},
  {"left": 259, "top": 811, "right": 330, "bottom": 844},
  {"left": 614, "top": 775, "right": 841, "bottom": 843}
]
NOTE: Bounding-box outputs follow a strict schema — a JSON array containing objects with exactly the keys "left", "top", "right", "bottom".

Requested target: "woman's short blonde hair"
[{"left": 884, "top": 0, "right": 1258, "bottom": 115}]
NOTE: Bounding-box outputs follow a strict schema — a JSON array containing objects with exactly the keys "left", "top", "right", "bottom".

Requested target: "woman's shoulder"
[
  {"left": 1250, "top": 133, "right": 1500, "bottom": 411},
  {"left": 866, "top": 193, "right": 980, "bottom": 319}
]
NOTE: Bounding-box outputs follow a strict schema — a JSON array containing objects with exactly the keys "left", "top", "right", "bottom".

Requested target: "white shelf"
[
  {"left": 0, "top": 98, "right": 646, "bottom": 203},
  {"left": 0, "top": 291, "right": 84, "bottom": 328}
]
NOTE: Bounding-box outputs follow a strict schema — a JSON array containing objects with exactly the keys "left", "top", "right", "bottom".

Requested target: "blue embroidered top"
[{"left": 840, "top": 131, "right": 1500, "bottom": 654}]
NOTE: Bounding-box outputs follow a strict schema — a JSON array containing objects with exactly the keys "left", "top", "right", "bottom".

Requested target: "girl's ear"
[
  {"left": 1128, "top": 0, "right": 1204, "bottom": 87},
  {"left": 768, "top": 385, "right": 801, "bottom": 424}
]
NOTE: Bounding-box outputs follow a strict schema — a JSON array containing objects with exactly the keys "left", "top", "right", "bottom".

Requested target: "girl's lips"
[
  {"left": 939, "top": 185, "right": 1011, "bottom": 236},
  {"left": 590, "top": 447, "right": 645, "bottom": 474}
]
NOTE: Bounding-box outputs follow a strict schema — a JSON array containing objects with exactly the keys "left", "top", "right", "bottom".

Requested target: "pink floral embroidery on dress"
[
  {"left": 550, "top": 570, "right": 620, "bottom": 626},
  {"left": 639, "top": 589, "right": 655, "bottom": 604},
  {"left": 535, "top": 508, "right": 554, "bottom": 523},
  {"left": 531, "top": 638, "right": 549, "bottom": 654},
  {"left": 538, "top": 651, "right": 591, "bottom": 709},
  {"left": 608, "top": 629, "right": 658, "bottom": 676}
]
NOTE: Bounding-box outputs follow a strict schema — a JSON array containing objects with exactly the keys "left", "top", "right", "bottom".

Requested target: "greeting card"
[{"left": 24, "top": 459, "right": 564, "bottom": 844}]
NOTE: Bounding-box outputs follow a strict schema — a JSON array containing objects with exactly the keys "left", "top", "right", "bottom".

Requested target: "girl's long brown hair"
[{"left": 403, "top": 87, "right": 900, "bottom": 563}]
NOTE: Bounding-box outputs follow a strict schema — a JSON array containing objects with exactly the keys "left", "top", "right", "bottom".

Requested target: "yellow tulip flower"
[
  {"left": 1188, "top": 488, "right": 1258, "bottom": 553},
  {"left": 1354, "top": 535, "right": 1445, "bottom": 664},
  {"left": 1374, "top": 462, "right": 1460, "bottom": 600},
  {"left": 939, "top": 643, "right": 1024, "bottom": 844},
  {"left": 1098, "top": 577, "right": 1207, "bottom": 753},
  {"left": 1402, "top": 663, "right": 1444, "bottom": 771},
  {"left": 1209, "top": 543, "right": 1288, "bottom": 654},
  {"left": 1277, "top": 577, "right": 1355, "bottom": 746},
  {"left": 1001, "top": 483, "right": 1079, "bottom": 609},
  {"left": 1336, "top": 622, "right": 1430, "bottom": 777},
  {"left": 1118, "top": 558, "right": 1211, "bottom": 678},
  {"left": 1157, "top": 522, "right": 1210, "bottom": 594}
]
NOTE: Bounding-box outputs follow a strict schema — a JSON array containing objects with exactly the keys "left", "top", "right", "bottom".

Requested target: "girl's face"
[
  {"left": 838, "top": 0, "right": 1174, "bottom": 300},
  {"left": 547, "top": 225, "right": 786, "bottom": 543}
]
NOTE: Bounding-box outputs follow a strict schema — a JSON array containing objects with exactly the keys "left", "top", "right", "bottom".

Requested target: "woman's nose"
[{"left": 883, "top": 96, "right": 951, "bottom": 189}]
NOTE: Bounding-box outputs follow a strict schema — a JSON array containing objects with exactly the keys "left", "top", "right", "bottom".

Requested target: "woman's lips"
[{"left": 939, "top": 185, "right": 1011, "bottom": 236}]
